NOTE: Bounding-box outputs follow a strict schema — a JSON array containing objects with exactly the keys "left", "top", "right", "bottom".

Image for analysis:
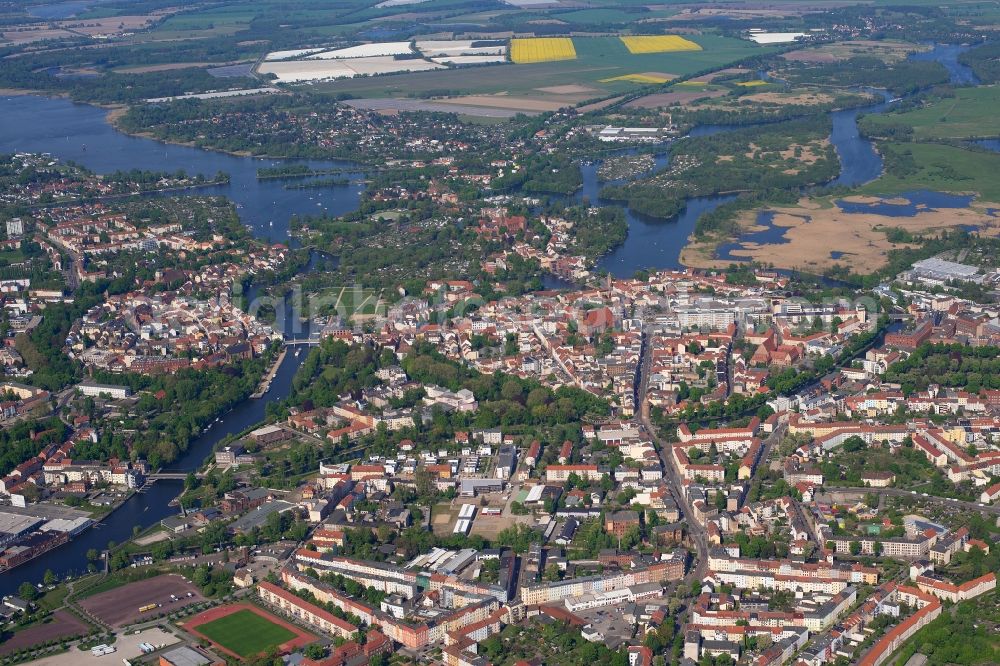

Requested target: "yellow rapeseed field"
[
  {"left": 620, "top": 35, "right": 702, "bottom": 54},
  {"left": 602, "top": 73, "right": 674, "bottom": 84},
  {"left": 735, "top": 80, "right": 770, "bottom": 87},
  {"left": 510, "top": 37, "right": 577, "bottom": 64}
]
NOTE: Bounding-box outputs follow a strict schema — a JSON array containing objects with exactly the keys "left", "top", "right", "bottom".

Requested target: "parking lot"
[{"left": 22, "top": 627, "right": 179, "bottom": 666}]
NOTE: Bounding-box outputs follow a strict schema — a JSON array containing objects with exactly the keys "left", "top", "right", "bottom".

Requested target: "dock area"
[{"left": 251, "top": 347, "right": 286, "bottom": 399}]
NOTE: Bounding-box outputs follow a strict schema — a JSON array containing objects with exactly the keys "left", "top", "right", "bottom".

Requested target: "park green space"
[
  {"left": 313, "top": 35, "right": 769, "bottom": 99},
  {"left": 860, "top": 142, "right": 1000, "bottom": 201},
  {"left": 196, "top": 609, "right": 297, "bottom": 657},
  {"left": 866, "top": 85, "right": 1000, "bottom": 139},
  {"left": 308, "top": 285, "right": 386, "bottom": 318}
]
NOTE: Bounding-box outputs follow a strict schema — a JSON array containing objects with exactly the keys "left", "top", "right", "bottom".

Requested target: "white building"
[{"left": 77, "top": 382, "right": 131, "bottom": 399}]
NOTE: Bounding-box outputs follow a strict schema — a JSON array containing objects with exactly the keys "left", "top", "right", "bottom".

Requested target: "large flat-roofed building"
[
  {"left": 158, "top": 645, "right": 220, "bottom": 666},
  {"left": 78, "top": 382, "right": 131, "bottom": 399},
  {"left": 250, "top": 424, "right": 291, "bottom": 445},
  {"left": 906, "top": 257, "right": 982, "bottom": 284}
]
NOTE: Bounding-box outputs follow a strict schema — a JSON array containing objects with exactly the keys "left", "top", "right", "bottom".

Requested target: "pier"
[{"left": 251, "top": 348, "right": 287, "bottom": 398}]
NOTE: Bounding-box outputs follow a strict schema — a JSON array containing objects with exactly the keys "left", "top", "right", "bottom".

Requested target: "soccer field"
[{"left": 195, "top": 609, "right": 298, "bottom": 656}]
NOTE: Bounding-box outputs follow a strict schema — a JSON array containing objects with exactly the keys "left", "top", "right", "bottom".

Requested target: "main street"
[{"left": 636, "top": 331, "right": 709, "bottom": 583}]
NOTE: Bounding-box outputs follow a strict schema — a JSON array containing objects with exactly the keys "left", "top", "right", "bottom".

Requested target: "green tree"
[
  {"left": 17, "top": 581, "right": 38, "bottom": 601},
  {"left": 304, "top": 644, "right": 326, "bottom": 660}
]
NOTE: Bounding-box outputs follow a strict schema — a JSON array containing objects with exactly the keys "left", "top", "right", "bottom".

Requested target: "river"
[
  {"left": 0, "top": 96, "right": 357, "bottom": 593},
  {"left": 587, "top": 90, "right": 888, "bottom": 278},
  {"left": 0, "top": 275, "right": 321, "bottom": 594},
  {"left": 0, "top": 42, "right": 977, "bottom": 590},
  {"left": 26, "top": 0, "right": 112, "bottom": 20},
  {"left": 593, "top": 43, "right": 979, "bottom": 276}
]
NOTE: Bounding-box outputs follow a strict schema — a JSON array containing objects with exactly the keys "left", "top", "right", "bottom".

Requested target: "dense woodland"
[
  {"left": 959, "top": 40, "right": 1000, "bottom": 83},
  {"left": 81, "top": 354, "right": 275, "bottom": 468},
  {"left": 884, "top": 343, "right": 1000, "bottom": 393}
]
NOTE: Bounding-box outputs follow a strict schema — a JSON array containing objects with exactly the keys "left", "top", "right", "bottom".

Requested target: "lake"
[{"left": 0, "top": 95, "right": 366, "bottom": 241}]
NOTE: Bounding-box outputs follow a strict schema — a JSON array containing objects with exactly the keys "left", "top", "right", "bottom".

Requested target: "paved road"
[
  {"left": 751, "top": 421, "right": 786, "bottom": 488},
  {"left": 636, "top": 331, "right": 709, "bottom": 583},
  {"left": 820, "top": 486, "right": 1000, "bottom": 515}
]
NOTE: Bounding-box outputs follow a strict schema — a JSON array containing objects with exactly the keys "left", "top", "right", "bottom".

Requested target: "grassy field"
[
  {"left": 797, "top": 39, "right": 926, "bottom": 63},
  {"left": 0, "top": 248, "right": 27, "bottom": 265},
  {"left": 196, "top": 609, "right": 297, "bottom": 657},
  {"left": 862, "top": 142, "right": 1000, "bottom": 201},
  {"left": 309, "top": 286, "right": 386, "bottom": 318},
  {"left": 866, "top": 85, "right": 1000, "bottom": 139},
  {"left": 136, "top": 7, "right": 257, "bottom": 41},
  {"left": 555, "top": 8, "right": 677, "bottom": 23},
  {"left": 315, "top": 35, "right": 769, "bottom": 101}
]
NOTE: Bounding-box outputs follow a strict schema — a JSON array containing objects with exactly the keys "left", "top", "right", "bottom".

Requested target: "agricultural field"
[
  {"left": 314, "top": 35, "right": 771, "bottom": 112},
  {"left": 510, "top": 38, "right": 577, "bottom": 64},
  {"left": 185, "top": 604, "right": 313, "bottom": 658},
  {"left": 863, "top": 86, "right": 1000, "bottom": 140},
  {"left": 619, "top": 35, "right": 702, "bottom": 54},
  {"left": 417, "top": 39, "right": 507, "bottom": 60},
  {"left": 625, "top": 88, "right": 727, "bottom": 108},
  {"left": 259, "top": 39, "right": 509, "bottom": 82},
  {"left": 602, "top": 73, "right": 674, "bottom": 84},
  {"left": 259, "top": 57, "right": 444, "bottom": 83},
  {"left": 307, "top": 42, "right": 413, "bottom": 59}
]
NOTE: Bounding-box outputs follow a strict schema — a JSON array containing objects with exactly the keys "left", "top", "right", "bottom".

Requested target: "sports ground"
[{"left": 184, "top": 603, "right": 315, "bottom": 657}]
